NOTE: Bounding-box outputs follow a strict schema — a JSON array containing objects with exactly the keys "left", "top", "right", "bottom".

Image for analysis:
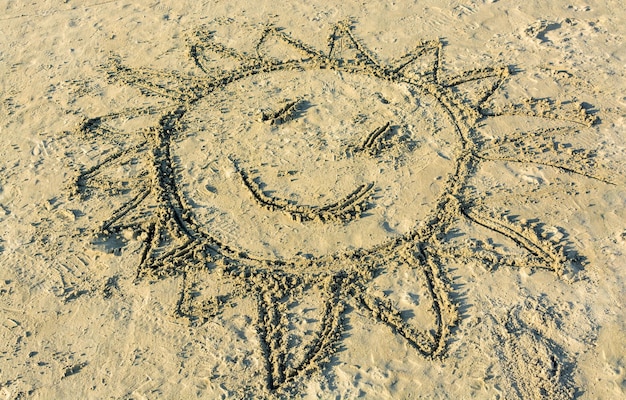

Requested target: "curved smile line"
[{"left": 238, "top": 168, "right": 374, "bottom": 223}]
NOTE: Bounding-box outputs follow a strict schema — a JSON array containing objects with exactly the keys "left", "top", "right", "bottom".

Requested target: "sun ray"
[
  {"left": 476, "top": 124, "right": 615, "bottom": 184},
  {"left": 74, "top": 140, "right": 148, "bottom": 179},
  {"left": 450, "top": 244, "right": 551, "bottom": 272},
  {"left": 189, "top": 30, "right": 258, "bottom": 72},
  {"left": 101, "top": 186, "right": 152, "bottom": 232},
  {"left": 72, "top": 145, "right": 151, "bottom": 205},
  {"left": 444, "top": 65, "right": 510, "bottom": 87},
  {"left": 186, "top": 26, "right": 251, "bottom": 75},
  {"left": 134, "top": 218, "right": 197, "bottom": 279},
  {"left": 326, "top": 20, "right": 381, "bottom": 69},
  {"left": 104, "top": 56, "right": 211, "bottom": 100},
  {"left": 477, "top": 153, "right": 614, "bottom": 185},
  {"left": 257, "top": 25, "right": 324, "bottom": 62},
  {"left": 443, "top": 65, "right": 511, "bottom": 108},
  {"left": 390, "top": 40, "right": 441, "bottom": 78},
  {"left": 252, "top": 271, "right": 345, "bottom": 390},
  {"left": 480, "top": 97, "right": 598, "bottom": 127},
  {"left": 459, "top": 205, "right": 566, "bottom": 275},
  {"left": 357, "top": 247, "right": 458, "bottom": 358},
  {"left": 150, "top": 238, "right": 201, "bottom": 272}
]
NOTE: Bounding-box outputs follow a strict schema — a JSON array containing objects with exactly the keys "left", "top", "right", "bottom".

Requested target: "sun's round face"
[{"left": 175, "top": 68, "right": 459, "bottom": 260}]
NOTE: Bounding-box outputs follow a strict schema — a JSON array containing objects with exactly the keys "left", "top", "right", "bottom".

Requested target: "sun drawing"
[{"left": 72, "top": 21, "right": 607, "bottom": 393}]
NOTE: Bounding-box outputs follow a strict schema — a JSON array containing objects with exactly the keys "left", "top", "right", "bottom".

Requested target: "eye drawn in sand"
[{"left": 70, "top": 20, "right": 612, "bottom": 395}]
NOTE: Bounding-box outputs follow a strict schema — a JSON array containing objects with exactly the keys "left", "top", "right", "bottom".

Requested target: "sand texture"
[{"left": 1, "top": 1, "right": 625, "bottom": 399}]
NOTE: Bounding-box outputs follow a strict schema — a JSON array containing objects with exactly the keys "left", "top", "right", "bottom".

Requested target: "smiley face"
[
  {"left": 71, "top": 22, "right": 604, "bottom": 395},
  {"left": 174, "top": 68, "right": 460, "bottom": 260}
]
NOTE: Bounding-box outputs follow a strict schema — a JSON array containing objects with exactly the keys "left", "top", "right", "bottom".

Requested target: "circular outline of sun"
[{"left": 72, "top": 20, "right": 608, "bottom": 393}]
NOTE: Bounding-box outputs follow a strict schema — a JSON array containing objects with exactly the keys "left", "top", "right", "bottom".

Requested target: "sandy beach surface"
[{"left": 1, "top": 1, "right": 625, "bottom": 398}]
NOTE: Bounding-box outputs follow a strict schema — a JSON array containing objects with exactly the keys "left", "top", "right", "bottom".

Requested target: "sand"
[{"left": 1, "top": 0, "right": 625, "bottom": 399}]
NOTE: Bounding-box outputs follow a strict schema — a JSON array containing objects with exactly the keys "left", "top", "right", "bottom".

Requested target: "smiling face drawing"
[
  {"left": 176, "top": 69, "right": 458, "bottom": 260},
  {"left": 73, "top": 21, "right": 605, "bottom": 395}
]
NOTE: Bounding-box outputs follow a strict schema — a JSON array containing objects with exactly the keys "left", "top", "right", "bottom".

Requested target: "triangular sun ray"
[
  {"left": 134, "top": 217, "right": 195, "bottom": 280},
  {"left": 253, "top": 273, "right": 345, "bottom": 390},
  {"left": 459, "top": 206, "right": 566, "bottom": 275},
  {"left": 326, "top": 21, "right": 381, "bottom": 68},
  {"left": 289, "top": 289, "right": 343, "bottom": 378},
  {"left": 257, "top": 25, "right": 324, "bottom": 62},
  {"left": 476, "top": 126, "right": 615, "bottom": 185},
  {"left": 76, "top": 105, "right": 176, "bottom": 143},
  {"left": 443, "top": 240, "right": 557, "bottom": 272},
  {"left": 480, "top": 97, "right": 598, "bottom": 127},
  {"left": 73, "top": 140, "right": 149, "bottom": 196},
  {"left": 105, "top": 57, "right": 209, "bottom": 100},
  {"left": 444, "top": 66, "right": 510, "bottom": 87},
  {"left": 476, "top": 153, "right": 615, "bottom": 185},
  {"left": 191, "top": 37, "right": 256, "bottom": 69},
  {"left": 443, "top": 65, "right": 510, "bottom": 108},
  {"left": 390, "top": 41, "right": 441, "bottom": 76},
  {"left": 357, "top": 248, "right": 458, "bottom": 358},
  {"left": 101, "top": 186, "right": 152, "bottom": 233}
]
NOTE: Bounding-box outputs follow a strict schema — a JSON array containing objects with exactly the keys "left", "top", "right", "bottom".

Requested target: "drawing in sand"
[{"left": 71, "top": 20, "right": 610, "bottom": 396}]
